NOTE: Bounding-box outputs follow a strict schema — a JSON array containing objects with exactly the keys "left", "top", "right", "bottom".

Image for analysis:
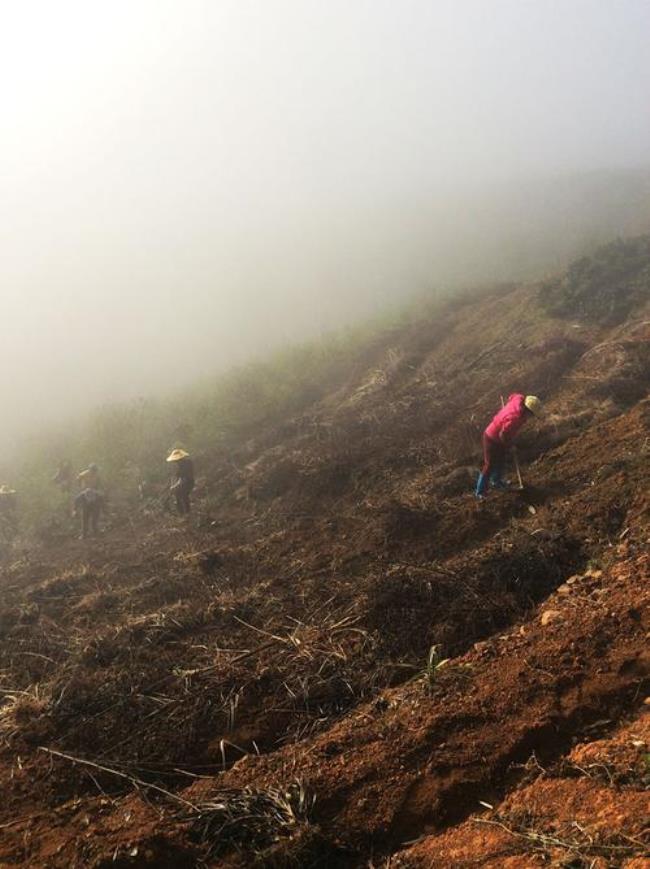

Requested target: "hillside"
[{"left": 0, "top": 237, "right": 649, "bottom": 867}]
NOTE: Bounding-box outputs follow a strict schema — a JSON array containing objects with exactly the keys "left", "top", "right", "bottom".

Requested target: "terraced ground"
[{"left": 0, "top": 240, "right": 648, "bottom": 867}]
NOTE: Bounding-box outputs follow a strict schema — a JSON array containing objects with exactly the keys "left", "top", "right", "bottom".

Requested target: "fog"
[{"left": 2, "top": 0, "right": 650, "bottom": 446}]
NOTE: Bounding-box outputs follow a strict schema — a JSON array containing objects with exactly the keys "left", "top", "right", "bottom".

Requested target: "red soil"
[{"left": 0, "top": 282, "right": 648, "bottom": 866}]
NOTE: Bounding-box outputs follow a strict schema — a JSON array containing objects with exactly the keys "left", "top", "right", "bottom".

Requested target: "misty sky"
[{"left": 2, "top": 0, "right": 650, "bottom": 443}]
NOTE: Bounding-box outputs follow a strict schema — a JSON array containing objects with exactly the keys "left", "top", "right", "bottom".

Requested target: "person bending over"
[{"left": 475, "top": 394, "right": 542, "bottom": 499}]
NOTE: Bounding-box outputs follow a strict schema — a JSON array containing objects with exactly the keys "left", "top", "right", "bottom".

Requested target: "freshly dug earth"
[
  {"left": 0, "top": 274, "right": 648, "bottom": 867},
  {"left": 392, "top": 707, "right": 650, "bottom": 867}
]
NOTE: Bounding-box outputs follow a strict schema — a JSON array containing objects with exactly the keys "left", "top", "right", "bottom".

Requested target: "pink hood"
[{"left": 485, "top": 393, "right": 529, "bottom": 445}]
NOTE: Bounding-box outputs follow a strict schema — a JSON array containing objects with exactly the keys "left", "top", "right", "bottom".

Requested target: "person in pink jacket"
[{"left": 475, "top": 394, "right": 543, "bottom": 499}]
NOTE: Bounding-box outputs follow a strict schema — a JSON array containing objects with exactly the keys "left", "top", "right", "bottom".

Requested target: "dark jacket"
[{"left": 173, "top": 457, "right": 195, "bottom": 489}]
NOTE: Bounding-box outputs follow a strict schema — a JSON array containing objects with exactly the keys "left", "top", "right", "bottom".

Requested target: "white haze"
[{"left": 1, "top": 0, "right": 650, "bottom": 445}]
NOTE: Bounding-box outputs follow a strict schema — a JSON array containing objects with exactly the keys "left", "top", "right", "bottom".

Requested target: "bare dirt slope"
[{"left": 0, "top": 256, "right": 649, "bottom": 867}]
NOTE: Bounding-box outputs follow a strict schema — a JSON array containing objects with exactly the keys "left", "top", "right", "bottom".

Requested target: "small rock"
[
  {"left": 557, "top": 584, "right": 572, "bottom": 596},
  {"left": 541, "top": 609, "right": 562, "bottom": 626},
  {"left": 566, "top": 575, "right": 581, "bottom": 585}
]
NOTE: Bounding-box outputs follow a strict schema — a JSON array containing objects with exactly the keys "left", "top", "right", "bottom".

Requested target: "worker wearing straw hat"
[
  {"left": 78, "top": 462, "right": 101, "bottom": 491},
  {"left": 0, "top": 485, "right": 17, "bottom": 513},
  {"left": 167, "top": 448, "right": 195, "bottom": 515},
  {"left": 475, "top": 394, "right": 543, "bottom": 499},
  {"left": 0, "top": 485, "right": 17, "bottom": 533},
  {"left": 74, "top": 486, "right": 105, "bottom": 539}
]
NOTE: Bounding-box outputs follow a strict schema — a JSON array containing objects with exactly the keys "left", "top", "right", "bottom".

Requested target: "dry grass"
[
  {"left": 474, "top": 813, "right": 649, "bottom": 864},
  {"left": 185, "top": 781, "right": 315, "bottom": 857},
  {"left": 0, "top": 685, "right": 50, "bottom": 744}
]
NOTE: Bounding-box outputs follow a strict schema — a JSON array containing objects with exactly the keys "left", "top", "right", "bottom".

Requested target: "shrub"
[{"left": 539, "top": 235, "right": 650, "bottom": 324}]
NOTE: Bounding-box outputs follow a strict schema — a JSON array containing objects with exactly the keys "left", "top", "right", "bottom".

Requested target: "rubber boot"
[{"left": 475, "top": 473, "right": 488, "bottom": 499}]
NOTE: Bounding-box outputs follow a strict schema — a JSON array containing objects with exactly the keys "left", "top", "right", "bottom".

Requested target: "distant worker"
[
  {"left": 0, "top": 485, "right": 17, "bottom": 533},
  {"left": 0, "top": 485, "right": 17, "bottom": 515},
  {"left": 74, "top": 487, "right": 105, "bottom": 539},
  {"left": 0, "top": 484, "right": 17, "bottom": 504},
  {"left": 475, "top": 394, "right": 543, "bottom": 499},
  {"left": 78, "top": 463, "right": 101, "bottom": 491},
  {"left": 52, "top": 460, "right": 73, "bottom": 492},
  {"left": 167, "top": 449, "right": 195, "bottom": 515}
]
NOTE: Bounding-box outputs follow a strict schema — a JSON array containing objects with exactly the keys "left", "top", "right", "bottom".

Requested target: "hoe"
[
  {"left": 500, "top": 395, "right": 525, "bottom": 491},
  {"left": 511, "top": 445, "right": 525, "bottom": 491}
]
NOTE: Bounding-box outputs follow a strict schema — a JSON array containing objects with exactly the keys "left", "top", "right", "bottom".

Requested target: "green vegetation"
[
  {"left": 423, "top": 644, "right": 449, "bottom": 689},
  {"left": 5, "top": 273, "right": 495, "bottom": 541},
  {"left": 6, "top": 231, "right": 649, "bottom": 542},
  {"left": 3, "top": 305, "right": 442, "bottom": 538},
  {"left": 539, "top": 235, "right": 650, "bottom": 324}
]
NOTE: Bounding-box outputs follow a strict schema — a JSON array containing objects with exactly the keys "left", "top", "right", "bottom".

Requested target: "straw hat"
[
  {"left": 166, "top": 449, "right": 190, "bottom": 462},
  {"left": 0, "top": 485, "right": 16, "bottom": 495},
  {"left": 524, "top": 395, "right": 543, "bottom": 418}
]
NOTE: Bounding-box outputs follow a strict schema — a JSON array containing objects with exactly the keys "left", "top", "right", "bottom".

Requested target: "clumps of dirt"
[
  {"left": 210, "top": 550, "right": 647, "bottom": 859},
  {"left": 470, "top": 794, "right": 648, "bottom": 867},
  {"left": 8, "top": 593, "right": 383, "bottom": 782},
  {"left": 364, "top": 567, "right": 439, "bottom": 659},
  {"left": 381, "top": 502, "right": 441, "bottom": 552},
  {"left": 366, "top": 533, "right": 584, "bottom": 659},
  {"left": 94, "top": 840, "right": 196, "bottom": 869},
  {"left": 476, "top": 532, "right": 585, "bottom": 603},
  {"left": 191, "top": 603, "right": 384, "bottom": 755},
  {"left": 560, "top": 710, "right": 650, "bottom": 789},
  {"left": 436, "top": 465, "right": 476, "bottom": 497},
  {"left": 525, "top": 406, "right": 616, "bottom": 457},
  {"left": 469, "top": 724, "right": 650, "bottom": 866}
]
